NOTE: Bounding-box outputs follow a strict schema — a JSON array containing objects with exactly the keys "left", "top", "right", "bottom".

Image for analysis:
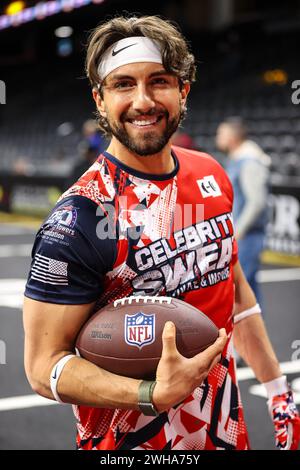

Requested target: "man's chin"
[
  {"left": 117, "top": 131, "right": 169, "bottom": 156},
  {"left": 109, "top": 118, "right": 179, "bottom": 156},
  {"left": 128, "top": 143, "right": 167, "bottom": 157}
]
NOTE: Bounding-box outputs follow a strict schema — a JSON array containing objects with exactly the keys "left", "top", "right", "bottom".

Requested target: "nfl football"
[{"left": 76, "top": 296, "right": 219, "bottom": 379}]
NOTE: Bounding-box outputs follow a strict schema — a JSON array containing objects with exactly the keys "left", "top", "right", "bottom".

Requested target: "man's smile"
[{"left": 125, "top": 113, "right": 165, "bottom": 129}]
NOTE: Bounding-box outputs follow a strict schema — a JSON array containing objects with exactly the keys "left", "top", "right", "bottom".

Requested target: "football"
[{"left": 76, "top": 296, "right": 219, "bottom": 379}]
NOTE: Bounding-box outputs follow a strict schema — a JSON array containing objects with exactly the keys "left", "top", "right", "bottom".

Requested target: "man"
[
  {"left": 23, "top": 16, "right": 300, "bottom": 450},
  {"left": 216, "top": 118, "right": 271, "bottom": 303}
]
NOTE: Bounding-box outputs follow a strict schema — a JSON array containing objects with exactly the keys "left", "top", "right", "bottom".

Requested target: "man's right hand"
[{"left": 152, "top": 322, "right": 228, "bottom": 413}]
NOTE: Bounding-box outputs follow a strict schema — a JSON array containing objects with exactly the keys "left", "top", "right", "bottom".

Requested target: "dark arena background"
[{"left": 0, "top": 0, "right": 300, "bottom": 452}]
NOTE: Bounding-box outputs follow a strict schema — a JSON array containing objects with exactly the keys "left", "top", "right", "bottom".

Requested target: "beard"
[{"left": 104, "top": 104, "right": 185, "bottom": 157}]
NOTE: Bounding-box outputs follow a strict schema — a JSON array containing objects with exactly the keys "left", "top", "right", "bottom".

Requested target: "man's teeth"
[{"left": 131, "top": 118, "right": 157, "bottom": 126}]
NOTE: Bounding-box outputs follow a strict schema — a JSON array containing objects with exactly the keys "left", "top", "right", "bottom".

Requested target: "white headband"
[{"left": 97, "top": 36, "right": 163, "bottom": 82}]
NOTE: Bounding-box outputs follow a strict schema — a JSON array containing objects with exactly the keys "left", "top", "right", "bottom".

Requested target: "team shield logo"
[{"left": 125, "top": 312, "right": 155, "bottom": 349}]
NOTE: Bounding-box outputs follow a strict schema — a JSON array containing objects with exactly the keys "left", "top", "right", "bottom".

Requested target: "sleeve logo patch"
[
  {"left": 47, "top": 205, "right": 77, "bottom": 229},
  {"left": 197, "top": 176, "right": 222, "bottom": 198}
]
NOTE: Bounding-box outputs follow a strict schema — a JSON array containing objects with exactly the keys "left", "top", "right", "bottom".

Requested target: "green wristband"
[{"left": 138, "top": 380, "right": 159, "bottom": 416}]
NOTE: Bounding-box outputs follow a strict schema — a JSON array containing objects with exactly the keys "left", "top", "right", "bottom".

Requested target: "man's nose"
[{"left": 132, "top": 84, "right": 155, "bottom": 113}]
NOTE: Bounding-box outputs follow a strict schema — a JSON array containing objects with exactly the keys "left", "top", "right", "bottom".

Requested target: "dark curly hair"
[{"left": 85, "top": 15, "right": 196, "bottom": 136}]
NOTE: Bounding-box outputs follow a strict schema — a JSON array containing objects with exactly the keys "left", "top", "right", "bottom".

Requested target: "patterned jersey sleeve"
[{"left": 25, "top": 195, "right": 116, "bottom": 304}]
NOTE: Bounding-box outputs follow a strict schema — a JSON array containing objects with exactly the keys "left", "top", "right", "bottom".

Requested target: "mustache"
[{"left": 121, "top": 109, "right": 169, "bottom": 122}]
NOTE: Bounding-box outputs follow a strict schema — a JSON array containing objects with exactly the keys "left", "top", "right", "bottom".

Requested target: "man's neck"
[{"left": 105, "top": 138, "right": 175, "bottom": 175}]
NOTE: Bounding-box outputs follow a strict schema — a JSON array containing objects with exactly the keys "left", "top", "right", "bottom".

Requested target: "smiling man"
[
  {"left": 23, "top": 16, "right": 300, "bottom": 451},
  {"left": 90, "top": 32, "right": 190, "bottom": 172}
]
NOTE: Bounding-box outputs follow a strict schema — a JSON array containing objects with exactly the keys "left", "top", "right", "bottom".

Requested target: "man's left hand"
[{"left": 268, "top": 390, "right": 300, "bottom": 450}]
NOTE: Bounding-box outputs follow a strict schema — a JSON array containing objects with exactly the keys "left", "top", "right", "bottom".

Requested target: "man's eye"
[
  {"left": 152, "top": 78, "right": 168, "bottom": 85},
  {"left": 114, "top": 81, "right": 133, "bottom": 89}
]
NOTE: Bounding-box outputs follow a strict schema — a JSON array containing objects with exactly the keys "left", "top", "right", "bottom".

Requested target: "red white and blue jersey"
[{"left": 25, "top": 146, "right": 249, "bottom": 450}]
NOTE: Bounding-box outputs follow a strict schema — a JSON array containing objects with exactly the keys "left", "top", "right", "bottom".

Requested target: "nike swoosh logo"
[
  {"left": 52, "top": 366, "right": 58, "bottom": 380},
  {"left": 112, "top": 43, "right": 137, "bottom": 56}
]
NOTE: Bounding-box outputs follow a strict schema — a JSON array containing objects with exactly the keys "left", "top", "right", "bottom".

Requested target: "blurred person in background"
[
  {"left": 13, "top": 157, "right": 35, "bottom": 176},
  {"left": 81, "top": 118, "right": 107, "bottom": 154},
  {"left": 65, "top": 119, "right": 108, "bottom": 188},
  {"left": 64, "top": 143, "right": 100, "bottom": 189},
  {"left": 216, "top": 117, "right": 271, "bottom": 305},
  {"left": 171, "top": 130, "right": 195, "bottom": 149}
]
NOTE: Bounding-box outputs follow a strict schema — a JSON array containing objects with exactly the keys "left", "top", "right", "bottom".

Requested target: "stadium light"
[
  {"left": 5, "top": 1, "right": 25, "bottom": 16},
  {"left": 55, "top": 26, "right": 73, "bottom": 38},
  {"left": 0, "top": 0, "right": 107, "bottom": 31},
  {"left": 263, "top": 69, "right": 288, "bottom": 86}
]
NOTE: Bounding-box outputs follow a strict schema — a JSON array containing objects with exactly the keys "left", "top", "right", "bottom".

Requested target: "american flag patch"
[{"left": 30, "top": 254, "right": 68, "bottom": 285}]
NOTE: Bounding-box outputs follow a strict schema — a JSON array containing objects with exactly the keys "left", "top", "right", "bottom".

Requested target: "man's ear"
[
  {"left": 92, "top": 88, "right": 107, "bottom": 118},
  {"left": 180, "top": 82, "right": 190, "bottom": 105}
]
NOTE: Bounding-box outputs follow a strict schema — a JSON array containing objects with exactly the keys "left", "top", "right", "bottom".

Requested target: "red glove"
[{"left": 268, "top": 390, "right": 300, "bottom": 450}]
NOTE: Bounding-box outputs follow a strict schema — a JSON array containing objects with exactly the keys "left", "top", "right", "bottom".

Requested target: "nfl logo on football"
[{"left": 125, "top": 312, "right": 155, "bottom": 349}]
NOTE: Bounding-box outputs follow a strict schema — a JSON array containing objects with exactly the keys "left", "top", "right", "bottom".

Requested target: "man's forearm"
[
  {"left": 41, "top": 355, "right": 142, "bottom": 410},
  {"left": 233, "top": 313, "right": 282, "bottom": 383}
]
